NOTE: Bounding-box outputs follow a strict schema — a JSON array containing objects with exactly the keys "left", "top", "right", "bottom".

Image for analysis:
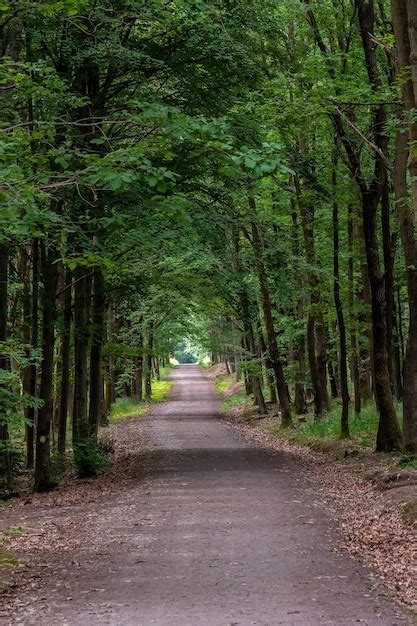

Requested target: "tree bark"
[
  {"left": 347, "top": 206, "right": 361, "bottom": 416},
  {"left": 250, "top": 220, "right": 293, "bottom": 427},
  {"left": 294, "top": 175, "right": 329, "bottom": 417},
  {"left": 88, "top": 268, "right": 105, "bottom": 438},
  {"left": 381, "top": 178, "right": 396, "bottom": 394},
  {"left": 58, "top": 267, "right": 71, "bottom": 454},
  {"left": 144, "top": 322, "right": 153, "bottom": 401},
  {"left": 73, "top": 266, "right": 89, "bottom": 446},
  {"left": 34, "top": 243, "right": 58, "bottom": 491},
  {"left": 332, "top": 152, "right": 350, "bottom": 438},
  {"left": 391, "top": 0, "right": 417, "bottom": 452},
  {"left": 0, "top": 243, "right": 12, "bottom": 494},
  {"left": 291, "top": 210, "right": 307, "bottom": 414}
]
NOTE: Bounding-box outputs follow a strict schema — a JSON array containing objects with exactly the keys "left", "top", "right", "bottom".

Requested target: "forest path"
[{"left": 1, "top": 365, "right": 412, "bottom": 625}]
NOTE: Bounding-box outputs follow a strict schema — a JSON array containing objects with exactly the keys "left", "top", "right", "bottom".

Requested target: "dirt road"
[{"left": 1, "top": 365, "right": 412, "bottom": 624}]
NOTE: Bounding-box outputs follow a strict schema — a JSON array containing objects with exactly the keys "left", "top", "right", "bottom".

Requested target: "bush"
[{"left": 73, "top": 438, "right": 113, "bottom": 479}]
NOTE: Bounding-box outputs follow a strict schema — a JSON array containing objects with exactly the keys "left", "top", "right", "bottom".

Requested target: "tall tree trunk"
[
  {"left": 34, "top": 244, "right": 58, "bottom": 491},
  {"left": 21, "top": 247, "right": 33, "bottom": 466},
  {"left": 332, "top": 153, "right": 350, "bottom": 438},
  {"left": 134, "top": 325, "right": 144, "bottom": 402},
  {"left": 58, "top": 267, "right": 71, "bottom": 454},
  {"left": 107, "top": 303, "right": 116, "bottom": 406},
  {"left": 88, "top": 268, "right": 105, "bottom": 438},
  {"left": 0, "top": 243, "right": 12, "bottom": 494},
  {"left": 390, "top": 0, "right": 417, "bottom": 452},
  {"left": 134, "top": 356, "right": 143, "bottom": 402},
  {"left": 73, "top": 266, "right": 89, "bottom": 447},
  {"left": 392, "top": 295, "right": 403, "bottom": 400},
  {"left": 26, "top": 239, "right": 39, "bottom": 467},
  {"left": 347, "top": 206, "right": 361, "bottom": 417},
  {"left": 381, "top": 178, "right": 396, "bottom": 394},
  {"left": 355, "top": 213, "right": 373, "bottom": 401},
  {"left": 295, "top": 175, "right": 329, "bottom": 418},
  {"left": 144, "top": 322, "right": 153, "bottom": 401},
  {"left": 233, "top": 234, "right": 266, "bottom": 413},
  {"left": 291, "top": 210, "right": 307, "bottom": 414},
  {"left": 259, "top": 327, "right": 277, "bottom": 404},
  {"left": 361, "top": 189, "right": 402, "bottom": 451},
  {"left": 250, "top": 221, "right": 292, "bottom": 427}
]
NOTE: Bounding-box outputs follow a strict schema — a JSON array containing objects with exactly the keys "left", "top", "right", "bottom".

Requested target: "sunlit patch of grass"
[
  {"left": 159, "top": 365, "right": 174, "bottom": 379},
  {"left": 222, "top": 394, "right": 250, "bottom": 412},
  {"left": 214, "top": 374, "right": 251, "bottom": 412},
  {"left": 214, "top": 375, "right": 238, "bottom": 394},
  {"left": 151, "top": 380, "right": 173, "bottom": 402},
  {"left": 109, "top": 380, "right": 173, "bottom": 422},
  {"left": 110, "top": 398, "right": 148, "bottom": 422},
  {"left": 265, "top": 402, "right": 400, "bottom": 450}
]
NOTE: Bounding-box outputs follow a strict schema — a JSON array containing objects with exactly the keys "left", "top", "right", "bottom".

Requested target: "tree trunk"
[
  {"left": 144, "top": 322, "right": 153, "bottom": 401},
  {"left": 355, "top": 213, "right": 373, "bottom": 402},
  {"left": 328, "top": 360, "right": 339, "bottom": 399},
  {"left": 88, "top": 268, "right": 105, "bottom": 438},
  {"left": 381, "top": 178, "right": 396, "bottom": 394},
  {"left": 21, "top": 246, "right": 33, "bottom": 467},
  {"left": 134, "top": 326, "right": 144, "bottom": 402},
  {"left": 34, "top": 244, "right": 58, "bottom": 491},
  {"left": 107, "top": 303, "right": 116, "bottom": 406},
  {"left": 73, "top": 266, "right": 89, "bottom": 446},
  {"left": 362, "top": 190, "right": 402, "bottom": 451},
  {"left": 390, "top": 0, "right": 417, "bottom": 452},
  {"left": 291, "top": 210, "right": 307, "bottom": 414},
  {"left": 347, "top": 206, "right": 361, "bottom": 417},
  {"left": 259, "top": 328, "right": 277, "bottom": 404},
  {"left": 295, "top": 174, "right": 329, "bottom": 417},
  {"left": 58, "top": 267, "right": 71, "bottom": 454},
  {"left": 250, "top": 221, "right": 292, "bottom": 427},
  {"left": 332, "top": 155, "right": 350, "bottom": 438},
  {"left": 0, "top": 243, "right": 12, "bottom": 494}
]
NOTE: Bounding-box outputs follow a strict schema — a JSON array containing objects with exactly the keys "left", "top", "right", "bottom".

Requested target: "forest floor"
[{"left": 0, "top": 365, "right": 416, "bottom": 625}]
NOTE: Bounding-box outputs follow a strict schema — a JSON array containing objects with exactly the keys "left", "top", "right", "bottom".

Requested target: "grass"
[
  {"left": 151, "top": 380, "right": 173, "bottom": 402},
  {"left": 213, "top": 374, "right": 253, "bottom": 412},
  {"left": 222, "top": 394, "right": 249, "bottom": 412},
  {"left": 215, "top": 377, "right": 234, "bottom": 394},
  {"left": 210, "top": 365, "right": 405, "bottom": 452},
  {"left": 109, "top": 379, "right": 173, "bottom": 422},
  {"left": 292, "top": 403, "right": 380, "bottom": 446},
  {"left": 110, "top": 398, "right": 148, "bottom": 421},
  {"left": 398, "top": 455, "right": 417, "bottom": 469}
]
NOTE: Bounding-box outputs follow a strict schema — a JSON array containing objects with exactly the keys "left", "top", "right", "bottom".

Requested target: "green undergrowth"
[
  {"left": 222, "top": 394, "right": 249, "bottom": 411},
  {"left": 110, "top": 398, "right": 148, "bottom": 421},
  {"left": 208, "top": 365, "right": 406, "bottom": 453},
  {"left": 214, "top": 372, "right": 272, "bottom": 412},
  {"left": 215, "top": 377, "right": 234, "bottom": 394},
  {"left": 152, "top": 380, "right": 173, "bottom": 402},
  {"left": 292, "top": 403, "right": 381, "bottom": 446},
  {"left": 110, "top": 379, "right": 173, "bottom": 422}
]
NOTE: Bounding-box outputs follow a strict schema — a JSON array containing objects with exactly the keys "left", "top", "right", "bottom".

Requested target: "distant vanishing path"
[{"left": 1, "top": 365, "right": 412, "bottom": 625}]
